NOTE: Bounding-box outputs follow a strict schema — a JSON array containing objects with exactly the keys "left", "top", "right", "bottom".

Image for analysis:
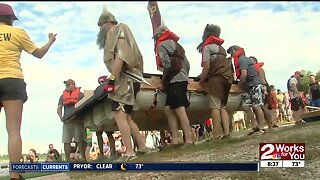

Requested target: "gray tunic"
[
  {"left": 203, "top": 44, "right": 219, "bottom": 63},
  {"left": 238, "top": 55, "right": 262, "bottom": 87},
  {"left": 158, "top": 39, "right": 190, "bottom": 83}
]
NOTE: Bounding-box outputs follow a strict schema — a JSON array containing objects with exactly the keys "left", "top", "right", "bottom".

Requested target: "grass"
[
  {"left": 71, "top": 121, "right": 320, "bottom": 179},
  {"left": 2, "top": 121, "right": 320, "bottom": 179}
]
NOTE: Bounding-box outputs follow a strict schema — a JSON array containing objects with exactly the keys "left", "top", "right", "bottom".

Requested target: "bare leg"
[
  {"left": 128, "top": 115, "right": 147, "bottom": 151},
  {"left": 234, "top": 122, "right": 238, "bottom": 131},
  {"left": 164, "top": 106, "right": 180, "bottom": 144},
  {"left": 252, "top": 106, "right": 266, "bottom": 129},
  {"left": 114, "top": 110, "right": 134, "bottom": 155},
  {"left": 106, "top": 131, "right": 115, "bottom": 154},
  {"left": 159, "top": 130, "right": 166, "bottom": 146},
  {"left": 220, "top": 108, "right": 230, "bottom": 136},
  {"left": 77, "top": 141, "right": 86, "bottom": 161},
  {"left": 241, "top": 119, "right": 247, "bottom": 129},
  {"left": 195, "top": 128, "right": 199, "bottom": 142},
  {"left": 174, "top": 106, "right": 193, "bottom": 144},
  {"left": 292, "top": 110, "right": 300, "bottom": 121},
  {"left": 211, "top": 108, "right": 223, "bottom": 138},
  {"left": 85, "top": 145, "right": 91, "bottom": 161},
  {"left": 3, "top": 100, "right": 23, "bottom": 179},
  {"left": 296, "top": 108, "right": 305, "bottom": 122},
  {"left": 242, "top": 106, "right": 257, "bottom": 129},
  {"left": 261, "top": 105, "right": 272, "bottom": 128},
  {"left": 64, "top": 143, "right": 71, "bottom": 162}
]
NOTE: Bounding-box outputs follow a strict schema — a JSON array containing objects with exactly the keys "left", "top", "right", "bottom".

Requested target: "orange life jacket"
[
  {"left": 254, "top": 62, "right": 264, "bottom": 72},
  {"left": 155, "top": 29, "right": 180, "bottom": 70},
  {"left": 62, "top": 87, "right": 81, "bottom": 105},
  {"left": 232, "top": 48, "right": 245, "bottom": 79},
  {"left": 201, "top": 35, "right": 224, "bottom": 67}
]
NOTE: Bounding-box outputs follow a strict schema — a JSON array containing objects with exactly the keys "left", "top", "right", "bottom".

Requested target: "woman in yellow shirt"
[{"left": 0, "top": 3, "right": 57, "bottom": 180}]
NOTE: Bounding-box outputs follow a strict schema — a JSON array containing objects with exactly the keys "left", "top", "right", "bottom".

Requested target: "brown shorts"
[
  {"left": 206, "top": 76, "right": 231, "bottom": 106},
  {"left": 0, "top": 78, "right": 28, "bottom": 103}
]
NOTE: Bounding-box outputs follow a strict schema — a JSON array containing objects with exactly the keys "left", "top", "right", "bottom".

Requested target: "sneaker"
[
  {"left": 272, "top": 124, "right": 279, "bottom": 128},
  {"left": 114, "top": 153, "right": 137, "bottom": 163}
]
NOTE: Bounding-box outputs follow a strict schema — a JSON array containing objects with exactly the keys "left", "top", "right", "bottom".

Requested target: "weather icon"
[{"left": 120, "top": 163, "right": 127, "bottom": 171}]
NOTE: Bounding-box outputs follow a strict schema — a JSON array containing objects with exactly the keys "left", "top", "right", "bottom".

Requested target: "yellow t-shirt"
[{"left": 0, "top": 24, "right": 38, "bottom": 79}]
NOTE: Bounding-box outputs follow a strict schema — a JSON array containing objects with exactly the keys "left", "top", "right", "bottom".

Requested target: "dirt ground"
[{"left": 30, "top": 121, "right": 320, "bottom": 180}]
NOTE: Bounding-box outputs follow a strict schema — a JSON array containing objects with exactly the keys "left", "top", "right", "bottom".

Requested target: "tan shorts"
[
  {"left": 208, "top": 95, "right": 225, "bottom": 109},
  {"left": 62, "top": 123, "right": 86, "bottom": 143}
]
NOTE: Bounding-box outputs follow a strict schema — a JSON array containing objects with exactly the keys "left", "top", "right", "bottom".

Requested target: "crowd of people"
[{"left": 1, "top": 3, "right": 320, "bottom": 179}]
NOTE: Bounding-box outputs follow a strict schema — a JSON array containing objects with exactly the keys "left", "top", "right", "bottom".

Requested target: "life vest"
[
  {"left": 232, "top": 48, "right": 245, "bottom": 79},
  {"left": 62, "top": 87, "right": 81, "bottom": 105},
  {"left": 254, "top": 62, "right": 264, "bottom": 72},
  {"left": 205, "top": 118, "right": 212, "bottom": 126},
  {"left": 201, "top": 35, "right": 224, "bottom": 67},
  {"left": 155, "top": 29, "right": 180, "bottom": 70}
]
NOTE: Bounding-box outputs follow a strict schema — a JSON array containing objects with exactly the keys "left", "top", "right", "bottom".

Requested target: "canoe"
[{"left": 63, "top": 73, "right": 245, "bottom": 131}]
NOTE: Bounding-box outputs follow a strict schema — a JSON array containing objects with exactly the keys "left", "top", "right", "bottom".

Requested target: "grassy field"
[{"left": 1, "top": 121, "right": 319, "bottom": 179}]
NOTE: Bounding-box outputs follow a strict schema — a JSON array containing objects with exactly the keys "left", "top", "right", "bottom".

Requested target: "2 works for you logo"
[{"left": 259, "top": 143, "right": 305, "bottom": 160}]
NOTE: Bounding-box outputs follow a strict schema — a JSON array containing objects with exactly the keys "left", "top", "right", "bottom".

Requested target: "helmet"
[
  {"left": 152, "top": 25, "right": 167, "bottom": 40},
  {"left": 202, "top": 24, "right": 220, "bottom": 41},
  {"left": 97, "top": 7, "right": 117, "bottom": 26},
  {"left": 0, "top": 3, "right": 18, "bottom": 20},
  {"left": 227, "top": 45, "right": 241, "bottom": 55}
]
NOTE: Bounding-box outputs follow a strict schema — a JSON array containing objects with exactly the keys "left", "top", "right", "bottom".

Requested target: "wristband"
[{"left": 109, "top": 74, "right": 116, "bottom": 81}]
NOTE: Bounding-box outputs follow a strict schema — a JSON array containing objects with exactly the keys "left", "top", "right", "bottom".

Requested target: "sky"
[{"left": 0, "top": 1, "right": 319, "bottom": 155}]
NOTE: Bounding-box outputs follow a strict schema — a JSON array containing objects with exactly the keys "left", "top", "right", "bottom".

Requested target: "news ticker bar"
[
  {"left": 10, "top": 162, "right": 260, "bottom": 172},
  {"left": 260, "top": 160, "right": 305, "bottom": 168}
]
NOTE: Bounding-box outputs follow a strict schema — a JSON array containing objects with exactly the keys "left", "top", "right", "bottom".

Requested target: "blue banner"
[
  {"left": 10, "top": 162, "right": 259, "bottom": 172},
  {"left": 121, "top": 163, "right": 259, "bottom": 171}
]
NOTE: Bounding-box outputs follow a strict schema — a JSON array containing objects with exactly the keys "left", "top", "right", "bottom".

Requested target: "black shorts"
[
  {"left": 165, "top": 81, "right": 190, "bottom": 109},
  {"left": 111, "top": 101, "right": 133, "bottom": 115},
  {"left": 111, "top": 82, "right": 141, "bottom": 115},
  {"left": 290, "top": 97, "right": 305, "bottom": 111},
  {"left": 0, "top": 78, "right": 28, "bottom": 103}
]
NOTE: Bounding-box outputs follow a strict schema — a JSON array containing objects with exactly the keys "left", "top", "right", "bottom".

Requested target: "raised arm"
[{"left": 31, "top": 33, "right": 57, "bottom": 59}]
